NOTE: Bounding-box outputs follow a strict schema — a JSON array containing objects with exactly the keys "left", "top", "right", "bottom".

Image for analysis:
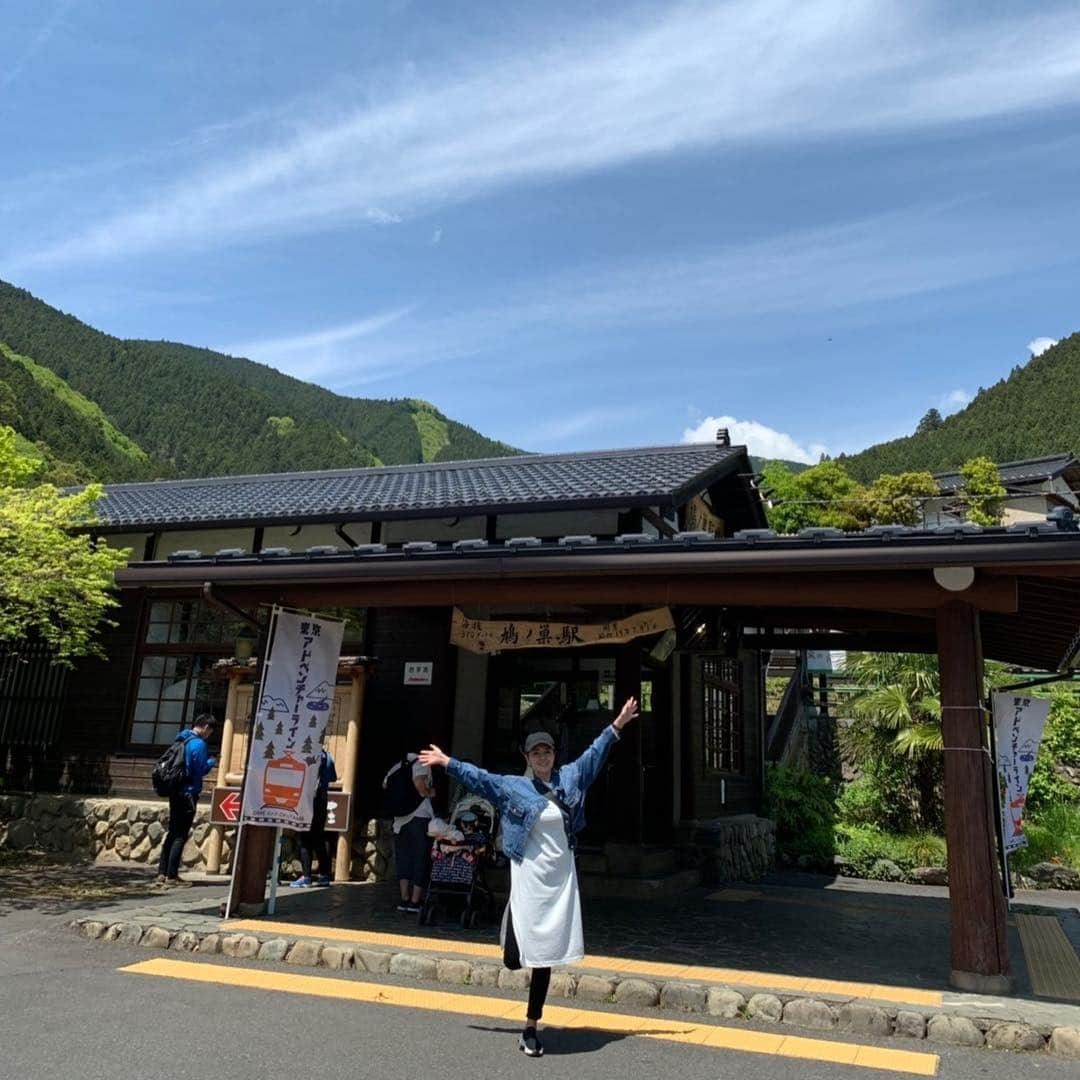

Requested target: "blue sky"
[{"left": 3, "top": 1, "right": 1080, "bottom": 461}]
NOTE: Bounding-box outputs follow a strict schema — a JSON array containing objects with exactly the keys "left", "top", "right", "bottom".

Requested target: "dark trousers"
[
  {"left": 503, "top": 905, "right": 552, "bottom": 1023},
  {"left": 299, "top": 793, "right": 330, "bottom": 879},
  {"left": 158, "top": 792, "right": 197, "bottom": 878}
]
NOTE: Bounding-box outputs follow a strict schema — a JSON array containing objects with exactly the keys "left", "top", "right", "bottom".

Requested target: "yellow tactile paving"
[
  {"left": 226, "top": 919, "right": 944, "bottom": 1007},
  {"left": 1017, "top": 913, "right": 1080, "bottom": 1001},
  {"left": 121, "top": 958, "right": 939, "bottom": 1075}
]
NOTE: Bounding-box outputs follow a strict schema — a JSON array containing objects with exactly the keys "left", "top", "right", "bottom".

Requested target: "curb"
[{"left": 70, "top": 917, "right": 1080, "bottom": 1059}]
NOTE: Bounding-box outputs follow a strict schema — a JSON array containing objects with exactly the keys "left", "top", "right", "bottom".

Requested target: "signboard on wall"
[
  {"left": 404, "top": 661, "right": 434, "bottom": 685},
  {"left": 451, "top": 606, "right": 674, "bottom": 654}
]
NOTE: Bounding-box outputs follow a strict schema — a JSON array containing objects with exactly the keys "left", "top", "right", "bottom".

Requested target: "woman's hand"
[
  {"left": 613, "top": 696, "right": 640, "bottom": 731},
  {"left": 418, "top": 744, "right": 450, "bottom": 769}
]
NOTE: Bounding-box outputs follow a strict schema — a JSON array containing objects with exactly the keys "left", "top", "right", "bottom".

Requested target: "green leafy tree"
[
  {"left": 1026, "top": 688, "right": 1080, "bottom": 813},
  {"left": 763, "top": 461, "right": 867, "bottom": 533},
  {"left": 864, "top": 471, "right": 938, "bottom": 527},
  {"left": 959, "top": 456, "right": 1006, "bottom": 526},
  {"left": 915, "top": 408, "right": 944, "bottom": 436},
  {"left": 0, "top": 424, "right": 129, "bottom": 663},
  {"left": 253, "top": 721, "right": 265, "bottom": 741}
]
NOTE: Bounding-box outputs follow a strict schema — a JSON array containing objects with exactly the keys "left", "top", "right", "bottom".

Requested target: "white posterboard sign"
[
  {"left": 241, "top": 608, "right": 344, "bottom": 831},
  {"left": 404, "top": 661, "right": 434, "bottom": 686}
]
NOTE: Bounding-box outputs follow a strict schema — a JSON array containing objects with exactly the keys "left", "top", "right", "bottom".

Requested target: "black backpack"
[
  {"left": 381, "top": 756, "right": 423, "bottom": 818},
  {"left": 151, "top": 739, "right": 189, "bottom": 796}
]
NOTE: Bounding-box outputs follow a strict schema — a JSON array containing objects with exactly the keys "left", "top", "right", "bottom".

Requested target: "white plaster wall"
[
  {"left": 382, "top": 516, "right": 485, "bottom": 543},
  {"left": 494, "top": 509, "right": 620, "bottom": 540}
]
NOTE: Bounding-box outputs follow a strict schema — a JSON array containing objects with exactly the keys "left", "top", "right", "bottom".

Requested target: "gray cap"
[{"left": 523, "top": 731, "right": 555, "bottom": 754}]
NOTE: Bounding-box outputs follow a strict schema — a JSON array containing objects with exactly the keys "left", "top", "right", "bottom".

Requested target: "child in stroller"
[{"left": 419, "top": 795, "right": 499, "bottom": 928}]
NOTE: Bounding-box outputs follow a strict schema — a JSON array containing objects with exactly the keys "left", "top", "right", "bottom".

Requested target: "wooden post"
[
  {"left": 335, "top": 667, "right": 368, "bottom": 882},
  {"left": 936, "top": 600, "right": 1012, "bottom": 993},
  {"left": 205, "top": 667, "right": 244, "bottom": 874},
  {"left": 610, "top": 642, "right": 643, "bottom": 844},
  {"left": 229, "top": 822, "right": 277, "bottom": 911}
]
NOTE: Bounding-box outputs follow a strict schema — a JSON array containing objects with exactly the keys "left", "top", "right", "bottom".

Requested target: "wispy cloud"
[
  {"left": 683, "top": 415, "right": 826, "bottom": 464},
  {"left": 939, "top": 388, "right": 971, "bottom": 414},
  {"left": 14, "top": 1, "right": 1080, "bottom": 268},
  {"left": 2, "top": 0, "right": 76, "bottom": 89},
  {"left": 1028, "top": 336, "right": 1058, "bottom": 356}
]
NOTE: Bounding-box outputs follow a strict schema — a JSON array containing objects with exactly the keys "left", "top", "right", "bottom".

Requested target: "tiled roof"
[
  {"left": 934, "top": 453, "right": 1079, "bottom": 494},
  {"left": 93, "top": 443, "right": 748, "bottom": 529}
]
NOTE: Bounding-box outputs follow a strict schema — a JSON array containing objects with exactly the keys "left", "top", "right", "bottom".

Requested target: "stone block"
[
  {"left": 837, "top": 1003, "right": 891, "bottom": 1037},
  {"left": 197, "top": 933, "right": 222, "bottom": 954},
  {"left": 147, "top": 821, "right": 164, "bottom": 843},
  {"left": 706, "top": 987, "right": 746, "bottom": 1019},
  {"left": 94, "top": 820, "right": 110, "bottom": 838},
  {"left": 114, "top": 836, "right": 132, "bottom": 860},
  {"left": 222, "top": 934, "right": 261, "bottom": 960},
  {"left": 141, "top": 927, "right": 174, "bottom": 950},
  {"left": 257, "top": 938, "right": 290, "bottom": 962},
  {"left": 1049, "top": 1027, "right": 1080, "bottom": 1058},
  {"left": 110, "top": 922, "right": 144, "bottom": 946},
  {"left": 128, "top": 805, "right": 141, "bottom": 823},
  {"left": 549, "top": 971, "right": 576, "bottom": 998},
  {"left": 139, "top": 806, "right": 159, "bottom": 822},
  {"left": 130, "top": 821, "right": 148, "bottom": 843},
  {"left": 927, "top": 1015, "right": 984, "bottom": 1047},
  {"left": 985, "top": 1022, "right": 1045, "bottom": 1052},
  {"left": 108, "top": 804, "right": 127, "bottom": 824},
  {"left": 895, "top": 1011, "right": 927, "bottom": 1039},
  {"left": 173, "top": 932, "right": 200, "bottom": 952},
  {"left": 390, "top": 952, "right": 438, "bottom": 980},
  {"left": 498, "top": 967, "right": 532, "bottom": 991},
  {"left": 614, "top": 979, "right": 660, "bottom": 1008},
  {"left": 575, "top": 975, "right": 615, "bottom": 1002},
  {"left": 180, "top": 840, "right": 200, "bottom": 866},
  {"left": 5, "top": 819, "right": 36, "bottom": 849},
  {"left": 79, "top": 920, "right": 107, "bottom": 940},
  {"left": 468, "top": 962, "right": 501, "bottom": 987},
  {"left": 321, "top": 946, "right": 354, "bottom": 970},
  {"left": 286, "top": 940, "right": 323, "bottom": 966},
  {"left": 436, "top": 958, "right": 471, "bottom": 984},
  {"left": 130, "top": 836, "right": 153, "bottom": 862},
  {"left": 660, "top": 982, "right": 708, "bottom": 1013},
  {"left": 784, "top": 998, "right": 836, "bottom": 1030},
  {"left": 354, "top": 948, "right": 391, "bottom": 974},
  {"left": 746, "top": 994, "right": 783, "bottom": 1022}
]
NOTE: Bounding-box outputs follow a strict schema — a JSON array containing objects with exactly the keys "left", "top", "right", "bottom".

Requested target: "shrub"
[
  {"left": 763, "top": 764, "right": 836, "bottom": 842},
  {"left": 1026, "top": 689, "right": 1080, "bottom": 814},
  {"left": 1009, "top": 802, "right": 1080, "bottom": 874}
]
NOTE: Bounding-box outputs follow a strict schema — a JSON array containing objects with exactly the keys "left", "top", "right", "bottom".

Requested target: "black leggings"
[
  {"left": 299, "top": 794, "right": 330, "bottom": 878},
  {"left": 503, "top": 906, "right": 553, "bottom": 1023}
]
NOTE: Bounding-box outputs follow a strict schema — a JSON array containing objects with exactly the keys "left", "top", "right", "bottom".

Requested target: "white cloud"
[
  {"left": 14, "top": 2, "right": 1080, "bottom": 267},
  {"left": 682, "top": 415, "right": 826, "bottom": 464},
  {"left": 1028, "top": 336, "right": 1058, "bottom": 356},
  {"left": 431, "top": 227, "right": 443, "bottom": 246},
  {"left": 939, "top": 388, "right": 971, "bottom": 413}
]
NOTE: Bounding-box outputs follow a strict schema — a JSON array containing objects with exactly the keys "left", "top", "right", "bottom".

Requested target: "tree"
[
  {"left": 915, "top": 408, "right": 944, "bottom": 436},
  {"left": 864, "top": 471, "right": 938, "bottom": 527},
  {"left": 253, "top": 721, "right": 265, "bottom": 741},
  {"left": 263, "top": 740, "right": 276, "bottom": 760},
  {"left": 301, "top": 735, "right": 313, "bottom": 755},
  {"left": 763, "top": 461, "right": 867, "bottom": 533},
  {"left": 959, "top": 457, "right": 1006, "bottom": 527},
  {"left": 0, "top": 424, "right": 129, "bottom": 663}
]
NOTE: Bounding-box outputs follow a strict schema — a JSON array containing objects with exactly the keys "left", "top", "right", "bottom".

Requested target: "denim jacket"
[{"left": 446, "top": 725, "right": 620, "bottom": 864}]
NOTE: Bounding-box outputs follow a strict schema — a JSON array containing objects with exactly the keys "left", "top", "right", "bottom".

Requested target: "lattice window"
[{"left": 702, "top": 656, "right": 742, "bottom": 773}]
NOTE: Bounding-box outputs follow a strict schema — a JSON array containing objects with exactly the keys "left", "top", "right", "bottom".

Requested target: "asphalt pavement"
[{"left": 2, "top": 906, "right": 1078, "bottom": 1080}]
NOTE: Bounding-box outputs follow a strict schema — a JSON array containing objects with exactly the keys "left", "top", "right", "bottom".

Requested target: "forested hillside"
[
  {"left": 838, "top": 335, "right": 1080, "bottom": 481},
  {"left": 0, "top": 281, "right": 517, "bottom": 482}
]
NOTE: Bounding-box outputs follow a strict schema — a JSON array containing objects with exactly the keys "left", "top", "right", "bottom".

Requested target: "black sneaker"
[{"left": 519, "top": 1030, "right": 544, "bottom": 1057}]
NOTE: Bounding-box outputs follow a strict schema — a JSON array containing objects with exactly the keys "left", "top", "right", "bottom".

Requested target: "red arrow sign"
[{"left": 219, "top": 791, "right": 241, "bottom": 822}]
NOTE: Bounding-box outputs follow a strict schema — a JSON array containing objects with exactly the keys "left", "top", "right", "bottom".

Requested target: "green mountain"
[
  {"left": 0, "top": 280, "right": 517, "bottom": 483},
  {"left": 837, "top": 334, "right": 1080, "bottom": 482}
]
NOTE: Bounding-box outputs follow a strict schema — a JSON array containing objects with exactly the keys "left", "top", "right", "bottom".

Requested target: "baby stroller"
[{"left": 419, "top": 796, "right": 498, "bottom": 929}]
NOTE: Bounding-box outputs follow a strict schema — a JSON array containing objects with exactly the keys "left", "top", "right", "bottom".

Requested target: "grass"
[
  {"left": 1009, "top": 801, "right": 1080, "bottom": 874},
  {"left": 411, "top": 404, "right": 451, "bottom": 463}
]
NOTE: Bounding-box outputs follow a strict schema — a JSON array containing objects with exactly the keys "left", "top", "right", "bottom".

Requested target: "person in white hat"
[{"left": 419, "top": 695, "right": 639, "bottom": 1057}]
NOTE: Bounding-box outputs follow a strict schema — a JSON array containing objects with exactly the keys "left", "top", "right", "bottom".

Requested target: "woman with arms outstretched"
[{"left": 418, "top": 695, "right": 639, "bottom": 1058}]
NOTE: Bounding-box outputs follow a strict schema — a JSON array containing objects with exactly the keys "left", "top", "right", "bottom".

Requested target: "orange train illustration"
[{"left": 262, "top": 751, "right": 308, "bottom": 812}]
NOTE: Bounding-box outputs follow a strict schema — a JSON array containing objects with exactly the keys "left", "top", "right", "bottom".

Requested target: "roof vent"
[
  {"left": 213, "top": 548, "right": 247, "bottom": 559},
  {"left": 505, "top": 536, "right": 542, "bottom": 549},
  {"left": 166, "top": 549, "right": 203, "bottom": 561},
  {"left": 614, "top": 532, "right": 654, "bottom": 545},
  {"left": 797, "top": 527, "right": 846, "bottom": 540},
  {"left": 732, "top": 528, "right": 778, "bottom": 543},
  {"left": 672, "top": 530, "right": 716, "bottom": 544},
  {"left": 864, "top": 525, "right": 915, "bottom": 539},
  {"left": 260, "top": 547, "right": 292, "bottom": 558},
  {"left": 1007, "top": 520, "right": 1059, "bottom": 537},
  {"left": 351, "top": 543, "right": 388, "bottom": 556},
  {"left": 716, "top": 428, "right": 731, "bottom": 448},
  {"left": 305, "top": 545, "right": 340, "bottom": 557},
  {"left": 558, "top": 535, "right": 597, "bottom": 547},
  {"left": 1047, "top": 506, "right": 1078, "bottom": 532},
  {"left": 402, "top": 541, "right": 438, "bottom": 554},
  {"left": 452, "top": 538, "right": 488, "bottom": 552},
  {"left": 931, "top": 524, "right": 983, "bottom": 537}
]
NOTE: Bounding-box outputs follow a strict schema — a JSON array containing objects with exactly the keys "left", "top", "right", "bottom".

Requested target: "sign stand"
[{"left": 267, "top": 827, "right": 284, "bottom": 915}]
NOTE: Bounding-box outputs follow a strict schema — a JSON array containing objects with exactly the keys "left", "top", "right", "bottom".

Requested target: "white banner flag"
[
  {"left": 992, "top": 692, "right": 1051, "bottom": 854},
  {"left": 241, "top": 609, "right": 344, "bottom": 830}
]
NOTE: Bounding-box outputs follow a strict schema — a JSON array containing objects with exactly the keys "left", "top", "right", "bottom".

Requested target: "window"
[{"left": 702, "top": 656, "right": 742, "bottom": 773}]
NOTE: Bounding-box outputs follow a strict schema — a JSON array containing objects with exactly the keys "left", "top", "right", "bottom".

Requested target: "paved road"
[{"left": 2, "top": 908, "right": 1077, "bottom": 1080}]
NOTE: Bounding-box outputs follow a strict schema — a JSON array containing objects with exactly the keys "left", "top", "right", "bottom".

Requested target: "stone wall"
[
  {"left": 679, "top": 814, "right": 776, "bottom": 883},
  {"left": 0, "top": 792, "right": 394, "bottom": 881}
]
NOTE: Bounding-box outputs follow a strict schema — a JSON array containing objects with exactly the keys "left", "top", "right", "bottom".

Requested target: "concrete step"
[{"left": 580, "top": 866, "right": 701, "bottom": 900}]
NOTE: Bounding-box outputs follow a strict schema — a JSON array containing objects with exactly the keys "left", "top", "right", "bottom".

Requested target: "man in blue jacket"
[{"left": 155, "top": 715, "right": 217, "bottom": 888}]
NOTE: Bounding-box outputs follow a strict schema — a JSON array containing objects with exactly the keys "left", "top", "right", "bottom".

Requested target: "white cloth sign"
[
  {"left": 992, "top": 692, "right": 1051, "bottom": 853},
  {"left": 241, "top": 608, "right": 344, "bottom": 830}
]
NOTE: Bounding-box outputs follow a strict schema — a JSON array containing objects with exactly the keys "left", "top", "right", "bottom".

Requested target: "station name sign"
[{"left": 450, "top": 606, "right": 674, "bottom": 654}]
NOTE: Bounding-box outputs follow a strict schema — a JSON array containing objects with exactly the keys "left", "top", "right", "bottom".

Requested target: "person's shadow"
[{"left": 467, "top": 1022, "right": 688, "bottom": 1056}]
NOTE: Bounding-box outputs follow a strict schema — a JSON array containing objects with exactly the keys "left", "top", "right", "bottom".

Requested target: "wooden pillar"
[
  {"left": 229, "top": 822, "right": 276, "bottom": 910},
  {"left": 206, "top": 668, "right": 244, "bottom": 874},
  {"left": 610, "top": 642, "right": 643, "bottom": 844},
  {"left": 335, "top": 667, "right": 368, "bottom": 882},
  {"left": 936, "top": 600, "right": 1012, "bottom": 993}
]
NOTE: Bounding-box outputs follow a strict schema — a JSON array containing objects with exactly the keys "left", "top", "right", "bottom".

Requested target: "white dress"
[{"left": 503, "top": 800, "right": 584, "bottom": 968}]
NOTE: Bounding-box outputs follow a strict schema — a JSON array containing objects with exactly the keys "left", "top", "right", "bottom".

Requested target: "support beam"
[
  {"left": 205, "top": 668, "right": 245, "bottom": 874},
  {"left": 936, "top": 600, "right": 1012, "bottom": 994},
  {"left": 608, "top": 643, "right": 643, "bottom": 844},
  {"left": 335, "top": 668, "right": 368, "bottom": 882}
]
